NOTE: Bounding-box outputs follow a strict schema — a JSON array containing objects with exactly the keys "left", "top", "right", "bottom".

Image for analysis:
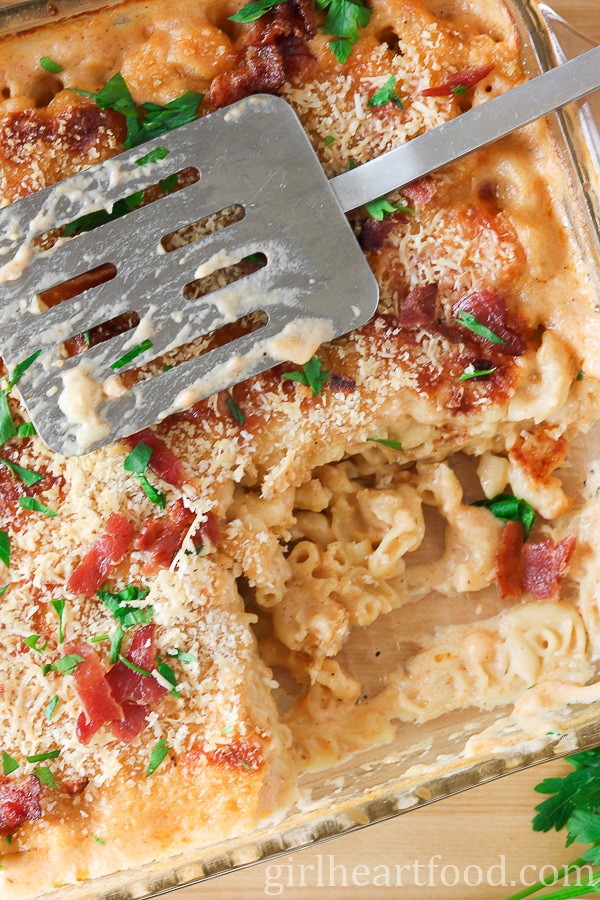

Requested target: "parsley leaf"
[
  {"left": 0, "top": 531, "right": 9, "bottom": 568},
  {"left": 63, "top": 191, "right": 144, "bottom": 237},
  {"left": 18, "top": 497, "right": 57, "bottom": 517},
  {"left": 0, "top": 584, "right": 11, "bottom": 598},
  {"left": 44, "top": 696, "right": 59, "bottom": 722},
  {"left": 53, "top": 653, "right": 84, "bottom": 675},
  {"left": 33, "top": 766, "right": 57, "bottom": 788},
  {"left": 474, "top": 493, "right": 536, "bottom": 540},
  {"left": 135, "top": 146, "right": 169, "bottom": 167},
  {"left": 0, "top": 457, "right": 43, "bottom": 487},
  {"left": 8, "top": 350, "right": 42, "bottom": 390},
  {"left": 453, "top": 310, "right": 507, "bottom": 345},
  {"left": 226, "top": 396, "right": 245, "bottom": 426},
  {"left": 367, "top": 75, "right": 403, "bottom": 109},
  {"left": 156, "top": 657, "right": 181, "bottom": 698},
  {"left": 110, "top": 338, "right": 153, "bottom": 370},
  {"left": 24, "top": 635, "right": 47, "bottom": 654},
  {"left": 51, "top": 599, "right": 66, "bottom": 645},
  {"left": 0, "top": 393, "right": 16, "bottom": 445},
  {"left": 123, "top": 442, "right": 166, "bottom": 508},
  {"left": 39, "top": 56, "right": 63, "bottom": 74},
  {"left": 26, "top": 750, "right": 60, "bottom": 763},
  {"left": 364, "top": 197, "right": 413, "bottom": 221},
  {"left": 17, "top": 423, "right": 36, "bottom": 438},
  {"left": 118, "top": 655, "right": 152, "bottom": 677},
  {"left": 458, "top": 366, "right": 496, "bottom": 382},
  {"left": 229, "top": 0, "right": 284, "bottom": 23},
  {"left": 166, "top": 648, "right": 196, "bottom": 665},
  {"left": 96, "top": 584, "right": 152, "bottom": 664},
  {"left": 147, "top": 738, "right": 169, "bottom": 777},
  {"left": 282, "top": 357, "right": 330, "bottom": 395},
  {"left": 366, "top": 437, "right": 402, "bottom": 450},
  {"left": 2, "top": 752, "right": 19, "bottom": 776},
  {"left": 317, "top": 0, "right": 372, "bottom": 64}
]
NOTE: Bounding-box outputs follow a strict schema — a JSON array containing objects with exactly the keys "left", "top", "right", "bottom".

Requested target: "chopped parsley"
[
  {"left": 453, "top": 310, "right": 507, "bottom": 345},
  {"left": 0, "top": 531, "right": 9, "bottom": 568},
  {"left": 0, "top": 393, "right": 16, "bottom": 445},
  {"left": 365, "top": 196, "right": 413, "bottom": 221},
  {"left": 474, "top": 493, "right": 536, "bottom": 540},
  {"left": 458, "top": 366, "right": 496, "bottom": 382},
  {"left": 324, "top": 135, "right": 335, "bottom": 146},
  {"left": 33, "top": 766, "right": 56, "bottom": 789},
  {"left": 118, "top": 655, "right": 152, "bottom": 677},
  {"left": 0, "top": 585, "right": 10, "bottom": 599},
  {"left": 39, "top": 56, "right": 64, "bottom": 74},
  {"left": 2, "top": 752, "right": 19, "bottom": 776},
  {"left": 222, "top": 724, "right": 235, "bottom": 735},
  {"left": 451, "top": 84, "right": 468, "bottom": 95},
  {"left": 63, "top": 191, "right": 144, "bottom": 237},
  {"left": 26, "top": 750, "right": 60, "bottom": 764},
  {"left": 229, "top": 0, "right": 284, "bottom": 23},
  {"left": 226, "top": 396, "right": 245, "bottom": 426},
  {"left": 156, "top": 657, "right": 181, "bottom": 697},
  {"left": 0, "top": 457, "right": 43, "bottom": 487},
  {"left": 17, "top": 422, "right": 36, "bottom": 438},
  {"left": 18, "top": 497, "right": 57, "bottom": 516},
  {"left": 24, "top": 635, "right": 47, "bottom": 654},
  {"left": 147, "top": 738, "right": 169, "bottom": 777},
  {"left": 366, "top": 437, "right": 402, "bottom": 450},
  {"left": 110, "top": 628, "right": 125, "bottom": 665},
  {"left": 123, "top": 442, "right": 166, "bottom": 508},
  {"left": 53, "top": 653, "right": 84, "bottom": 676},
  {"left": 91, "top": 634, "right": 109, "bottom": 643},
  {"left": 577, "top": 369, "right": 585, "bottom": 381},
  {"left": 71, "top": 73, "right": 203, "bottom": 150},
  {"left": 44, "top": 696, "right": 59, "bottom": 722},
  {"left": 8, "top": 350, "right": 42, "bottom": 390},
  {"left": 135, "top": 146, "right": 170, "bottom": 167},
  {"left": 93, "top": 836, "right": 106, "bottom": 846},
  {"left": 110, "top": 338, "right": 153, "bottom": 371},
  {"left": 166, "top": 648, "right": 196, "bottom": 665},
  {"left": 282, "top": 357, "right": 330, "bottom": 395},
  {"left": 367, "top": 75, "right": 403, "bottom": 109},
  {"left": 51, "top": 599, "right": 66, "bottom": 644},
  {"left": 316, "top": 0, "right": 372, "bottom": 64},
  {"left": 96, "top": 583, "right": 152, "bottom": 663}
]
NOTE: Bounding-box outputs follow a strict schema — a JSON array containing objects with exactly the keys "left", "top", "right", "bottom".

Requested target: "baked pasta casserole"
[{"left": 0, "top": 0, "right": 600, "bottom": 896}]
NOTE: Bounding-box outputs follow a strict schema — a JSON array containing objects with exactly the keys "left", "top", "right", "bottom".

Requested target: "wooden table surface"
[{"left": 174, "top": 2, "right": 600, "bottom": 897}]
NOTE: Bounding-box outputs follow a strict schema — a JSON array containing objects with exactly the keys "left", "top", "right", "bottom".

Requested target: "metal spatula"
[{"left": 0, "top": 45, "right": 599, "bottom": 456}]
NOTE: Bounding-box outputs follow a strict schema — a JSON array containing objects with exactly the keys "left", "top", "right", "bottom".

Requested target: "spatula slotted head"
[{"left": 0, "top": 94, "right": 378, "bottom": 456}]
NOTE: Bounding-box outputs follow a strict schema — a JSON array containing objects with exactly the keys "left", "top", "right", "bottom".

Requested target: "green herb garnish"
[
  {"left": 228, "top": 0, "right": 283, "bottom": 22},
  {"left": 0, "top": 585, "right": 11, "bottom": 598},
  {"left": 110, "top": 338, "right": 153, "bottom": 371},
  {"left": 324, "top": 135, "right": 335, "bottom": 146},
  {"left": 135, "top": 146, "right": 170, "bottom": 166},
  {"left": 109, "top": 627, "right": 125, "bottom": 665},
  {"left": 0, "top": 531, "right": 9, "bottom": 568},
  {"left": 51, "top": 599, "right": 66, "bottom": 644},
  {"left": 226, "top": 396, "right": 245, "bottom": 426},
  {"left": 166, "top": 648, "right": 196, "bottom": 665},
  {"left": 0, "top": 457, "right": 43, "bottom": 487},
  {"left": 118, "top": 655, "right": 152, "bottom": 677},
  {"left": 147, "top": 738, "right": 169, "bottom": 777},
  {"left": 367, "top": 75, "right": 403, "bottom": 109},
  {"left": 33, "top": 766, "right": 56, "bottom": 788},
  {"left": 451, "top": 84, "right": 468, "bottom": 95},
  {"left": 24, "top": 635, "right": 47, "bottom": 654},
  {"left": 123, "top": 442, "right": 166, "bottom": 508},
  {"left": 8, "top": 350, "right": 42, "bottom": 390},
  {"left": 93, "top": 836, "right": 106, "bottom": 845},
  {"left": 282, "top": 357, "right": 330, "bottom": 395},
  {"left": 52, "top": 653, "right": 84, "bottom": 675},
  {"left": 161, "top": 174, "right": 178, "bottom": 195},
  {"left": 2, "top": 752, "right": 19, "bottom": 776},
  {"left": 364, "top": 197, "right": 413, "bottom": 221},
  {"left": 458, "top": 366, "right": 496, "bottom": 382},
  {"left": 18, "top": 497, "right": 57, "bottom": 516},
  {"left": 316, "top": 0, "right": 372, "bottom": 64},
  {"left": 0, "top": 393, "right": 16, "bottom": 445},
  {"left": 97, "top": 583, "right": 152, "bottom": 664},
  {"left": 26, "top": 750, "right": 60, "bottom": 763},
  {"left": 17, "top": 423, "right": 36, "bottom": 438},
  {"left": 453, "top": 310, "right": 507, "bottom": 345},
  {"left": 39, "top": 56, "right": 63, "bottom": 74},
  {"left": 62, "top": 190, "right": 144, "bottom": 237},
  {"left": 366, "top": 437, "right": 402, "bottom": 450},
  {"left": 474, "top": 493, "right": 536, "bottom": 540},
  {"left": 44, "top": 696, "right": 59, "bottom": 722},
  {"left": 156, "top": 657, "right": 181, "bottom": 698}
]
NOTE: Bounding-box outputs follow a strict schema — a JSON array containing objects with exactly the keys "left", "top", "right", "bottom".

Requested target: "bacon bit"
[
  {"left": 522, "top": 536, "right": 576, "bottom": 600},
  {"left": 495, "top": 520, "right": 524, "bottom": 600},
  {"left": 398, "top": 283, "right": 438, "bottom": 329},
  {"left": 510, "top": 427, "right": 569, "bottom": 482},
  {"left": 134, "top": 499, "right": 197, "bottom": 572},
  {"left": 0, "top": 775, "right": 42, "bottom": 832},
  {"left": 401, "top": 176, "right": 438, "bottom": 208},
  {"left": 205, "top": 740, "right": 265, "bottom": 772},
  {"left": 110, "top": 702, "right": 149, "bottom": 743},
  {"left": 422, "top": 64, "right": 494, "bottom": 96},
  {"left": 106, "top": 624, "right": 166, "bottom": 706},
  {"left": 328, "top": 373, "right": 356, "bottom": 392},
  {"left": 359, "top": 210, "right": 408, "bottom": 250},
  {"left": 65, "top": 643, "right": 124, "bottom": 743},
  {"left": 210, "top": 0, "right": 315, "bottom": 107},
  {"left": 62, "top": 776, "right": 89, "bottom": 796},
  {"left": 124, "top": 428, "right": 187, "bottom": 487},
  {"left": 453, "top": 289, "right": 526, "bottom": 356},
  {"left": 67, "top": 513, "right": 136, "bottom": 596}
]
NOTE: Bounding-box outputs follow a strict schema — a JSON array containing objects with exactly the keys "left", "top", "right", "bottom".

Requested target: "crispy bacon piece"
[
  {"left": 398, "top": 283, "right": 438, "bottom": 329},
  {"left": 110, "top": 702, "right": 149, "bottom": 743},
  {"left": 62, "top": 777, "right": 89, "bottom": 796},
  {"left": 359, "top": 210, "right": 408, "bottom": 250},
  {"left": 0, "top": 775, "right": 42, "bottom": 832},
  {"left": 422, "top": 64, "right": 494, "bottom": 96},
  {"left": 522, "top": 536, "right": 577, "bottom": 600},
  {"left": 453, "top": 289, "right": 526, "bottom": 356},
  {"left": 134, "top": 498, "right": 197, "bottom": 572},
  {"left": 495, "top": 520, "right": 524, "bottom": 600},
  {"left": 401, "top": 176, "right": 438, "bottom": 208},
  {"left": 328, "top": 373, "right": 356, "bottom": 392},
  {"left": 66, "top": 643, "right": 124, "bottom": 745},
  {"left": 67, "top": 513, "right": 136, "bottom": 596},
  {"left": 210, "top": 0, "right": 315, "bottom": 108},
  {"left": 105, "top": 624, "right": 166, "bottom": 706},
  {"left": 124, "top": 428, "right": 187, "bottom": 487}
]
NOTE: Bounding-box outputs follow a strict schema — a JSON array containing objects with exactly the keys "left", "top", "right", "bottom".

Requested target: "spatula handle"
[{"left": 330, "top": 44, "right": 600, "bottom": 213}]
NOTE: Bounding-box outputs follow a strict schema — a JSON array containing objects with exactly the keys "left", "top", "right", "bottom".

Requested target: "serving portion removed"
[{"left": 1, "top": 0, "right": 600, "bottom": 897}]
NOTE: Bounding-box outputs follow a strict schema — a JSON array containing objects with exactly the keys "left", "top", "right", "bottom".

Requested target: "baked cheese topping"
[{"left": 0, "top": 0, "right": 600, "bottom": 896}]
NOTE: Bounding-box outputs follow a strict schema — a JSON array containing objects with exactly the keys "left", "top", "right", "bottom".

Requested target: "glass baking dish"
[{"left": 1, "top": 1, "right": 599, "bottom": 897}]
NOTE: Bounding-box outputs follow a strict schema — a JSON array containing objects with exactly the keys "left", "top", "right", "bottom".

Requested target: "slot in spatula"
[{"left": 0, "top": 44, "right": 599, "bottom": 456}]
